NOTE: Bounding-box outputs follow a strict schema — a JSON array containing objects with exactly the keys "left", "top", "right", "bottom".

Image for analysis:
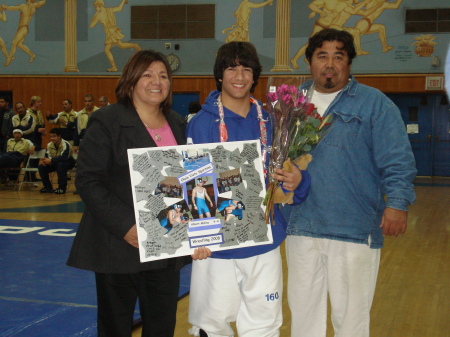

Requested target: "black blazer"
[{"left": 67, "top": 103, "right": 190, "bottom": 273}]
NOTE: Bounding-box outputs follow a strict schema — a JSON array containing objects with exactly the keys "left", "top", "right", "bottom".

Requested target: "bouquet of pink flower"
[{"left": 263, "top": 77, "right": 332, "bottom": 224}]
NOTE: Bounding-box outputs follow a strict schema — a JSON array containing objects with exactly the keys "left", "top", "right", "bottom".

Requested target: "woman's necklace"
[
  {"left": 144, "top": 121, "right": 164, "bottom": 142},
  {"left": 148, "top": 127, "right": 161, "bottom": 141}
]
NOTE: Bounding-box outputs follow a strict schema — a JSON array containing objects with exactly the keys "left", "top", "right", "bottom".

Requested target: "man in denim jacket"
[{"left": 285, "top": 29, "right": 416, "bottom": 337}]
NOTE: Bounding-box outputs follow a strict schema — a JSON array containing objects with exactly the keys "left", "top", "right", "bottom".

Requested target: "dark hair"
[
  {"left": 84, "top": 94, "right": 94, "bottom": 101},
  {"left": 0, "top": 95, "right": 10, "bottom": 102},
  {"left": 214, "top": 42, "right": 262, "bottom": 92},
  {"left": 15, "top": 102, "right": 25, "bottom": 109},
  {"left": 49, "top": 127, "right": 61, "bottom": 136},
  {"left": 64, "top": 99, "right": 72, "bottom": 105},
  {"left": 116, "top": 50, "right": 173, "bottom": 115},
  {"left": 305, "top": 28, "right": 356, "bottom": 65},
  {"left": 188, "top": 101, "right": 202, "bottom": 113}
]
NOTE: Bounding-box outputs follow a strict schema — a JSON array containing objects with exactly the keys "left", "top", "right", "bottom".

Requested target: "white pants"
[
  {"left": 286, "top": 236, "right": 380, "bottom": 337},
  {"left": 188, "top": 248, "right": 283, "bottom": 337}
]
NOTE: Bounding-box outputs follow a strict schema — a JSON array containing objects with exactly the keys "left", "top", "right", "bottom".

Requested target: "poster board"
[{"left": 127, "top": 140, "right": 271, "bottom": 262}]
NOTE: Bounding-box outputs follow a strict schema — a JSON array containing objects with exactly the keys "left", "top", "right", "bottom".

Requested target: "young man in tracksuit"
[
  {"left": 38, "top": 127, "right": 76, "bottom": 194},
  {"left": 186, "top": 41, "right": 311, "bottom": 337}
]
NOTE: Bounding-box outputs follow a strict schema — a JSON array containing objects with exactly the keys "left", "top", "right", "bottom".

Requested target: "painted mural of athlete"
[
  {"left": 90, "top": 0, "right": 141, "bottom": 72},
  {"left": 343, "top": 0, "right": 403, "bottom": 55},
  {"left": 0, "top": 8, "right": 8, "bottom": 61},
  {"left": 222, "top": 0, "right": 273, "bottom": 43},
  {"left": 290, "top": 0, "right": 368, "bottom": 69},
  {"left": 1, "top": 0, "right": 46, "bottom": 66}
]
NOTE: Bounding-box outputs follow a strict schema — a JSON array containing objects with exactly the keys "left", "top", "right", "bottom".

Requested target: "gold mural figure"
[
  {"left": 222, "top": 0, "right": 273, "bottom": 43},
  {"left": 290, "top": 0, "right": 368, "bottom": 69},
  {"left": 0, "top": 8, "right": 8, "bottom": 61},
  {"left": 90, "top": 0, "right": 142, "bottom": 72},
  {"left": 344, "top": 0, "right": 403, "bottom": 55},
  {"left": 329, "top": 0, "right": 372, "bottom": 28},
  {"left": 1, "top": 0, "right": 46, "bottom": 66}
]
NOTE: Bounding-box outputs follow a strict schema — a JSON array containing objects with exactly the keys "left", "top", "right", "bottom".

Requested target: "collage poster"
[{"left": 127, "top": 140, "right": 271, "bottom": 262}]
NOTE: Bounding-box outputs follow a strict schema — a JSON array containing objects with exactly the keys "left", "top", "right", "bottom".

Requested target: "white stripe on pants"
[
  {"left": 188, "top": 248, "right": 283, "bottom": 337},
  {"left": 286, "top": 235, "right": 380, "bottom": 337}
]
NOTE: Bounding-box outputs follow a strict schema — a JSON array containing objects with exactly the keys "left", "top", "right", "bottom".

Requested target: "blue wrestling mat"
[{"left": 0, "top": 218, "right": 191, "bottom": 336}]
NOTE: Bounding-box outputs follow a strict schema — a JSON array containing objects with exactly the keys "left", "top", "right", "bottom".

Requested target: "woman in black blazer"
[{"left": 67, "top": 50, "right": 190, "bottom": 337}]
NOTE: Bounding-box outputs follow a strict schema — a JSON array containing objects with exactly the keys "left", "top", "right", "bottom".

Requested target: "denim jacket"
[{"left": 286, "top": 76, "right": 416, "bottom": 248}]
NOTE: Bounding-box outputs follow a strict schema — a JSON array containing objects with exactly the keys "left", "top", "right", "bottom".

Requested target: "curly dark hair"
[
  {"left": 305, "top": 29, "right": 356, "bottom": 65},
  {"left": 214, "top": 42, "right": 262, "bottom": 93}
]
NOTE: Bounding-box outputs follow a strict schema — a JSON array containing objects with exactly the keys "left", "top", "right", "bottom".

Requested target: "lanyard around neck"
[
  {"left": 217, "top": 94, "right": 267, "bottom": 145},
  {"left": 217, "top": 94, "right": 269, "bottom": 174}
]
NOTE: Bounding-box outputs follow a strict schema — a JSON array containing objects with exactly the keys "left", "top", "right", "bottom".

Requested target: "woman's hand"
[
  {"left": 124, "top": 224, "right": 139, "bottom": 248},
  {"left": 191, "top": 246, "right": 211, "bottom": 260}
]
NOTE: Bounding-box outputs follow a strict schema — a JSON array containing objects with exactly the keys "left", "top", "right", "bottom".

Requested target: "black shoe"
[
  {"left": 53, "top": 188, "right": 66, "bottom": 194},
  {"left": 199, "top": 329, "right": 208, "bottom": 337},
  {"left": 40, "top": 187, "right": 53, "bottom": 193},
  {"left": 73, "top": 190, "right": 79, "bottom": 195}
]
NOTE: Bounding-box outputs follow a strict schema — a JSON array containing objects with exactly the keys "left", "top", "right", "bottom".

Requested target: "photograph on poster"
[
  {"left": 127, "top": 140, "right": 271, "bottom": 262},
  {"left": 155, "top": 176, "right": 183, "bottom": 198}
]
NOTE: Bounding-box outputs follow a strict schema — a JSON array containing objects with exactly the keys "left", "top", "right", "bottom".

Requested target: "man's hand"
[
  {"left": 41, "top": 158, "right": 51, "bottom": 166},
  {"left": 191, "top": 246, "right": 211, "bottom": 260},
  {"left": 124, "top": 224, "right": 139, "bottom": 248},
  {"left": 380, "top": 207, "right": 408, "bottom": 237},
  {"left": 272, "top": 159, "right": 302, "bottom": 192}
]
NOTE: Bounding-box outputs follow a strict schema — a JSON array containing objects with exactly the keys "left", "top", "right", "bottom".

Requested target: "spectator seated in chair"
[
  {"left": 38, "top": 128, "right": 76, "bottom": 194},
  {"left": 0, "top": 129, "right": 35, "bottom": 183}
]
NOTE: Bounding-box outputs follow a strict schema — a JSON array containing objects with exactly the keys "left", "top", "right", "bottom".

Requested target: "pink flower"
[
  {"left": 267, "top": 92, "right": 278, "bottom": 102},
  {"left": 264, "top": 77, "right": 332, "bottom": 224},
  {"left": 281, "top": 93, "right": 293, "bottom": 106}
]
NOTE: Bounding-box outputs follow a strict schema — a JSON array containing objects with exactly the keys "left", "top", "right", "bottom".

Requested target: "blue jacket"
[
  {"left": 286, "top": 76, "right": 416, "bottom": 248},
  {"left": 187, "top": 90, "right": 311, "bottom": 259}
]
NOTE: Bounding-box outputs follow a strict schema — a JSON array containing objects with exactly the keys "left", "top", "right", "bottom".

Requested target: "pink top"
[{"left": 146, "top": 121, "right": 177, "bottom": 146}]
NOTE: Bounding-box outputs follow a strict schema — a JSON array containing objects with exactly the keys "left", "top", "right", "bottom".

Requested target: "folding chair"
[
  {"left": 16, "top": 149, "right": 47, "bottom": 191},
  {"left": 0, "top": 166, "right": 22, "bottom": 190},
  {"left": 66, "top": 152, "right": 77, "bottom": 192}
]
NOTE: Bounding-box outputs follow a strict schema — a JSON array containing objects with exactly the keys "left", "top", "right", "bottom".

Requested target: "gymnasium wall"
[{"left": 0, "top": 0, "right": 448, "bottom": 76}]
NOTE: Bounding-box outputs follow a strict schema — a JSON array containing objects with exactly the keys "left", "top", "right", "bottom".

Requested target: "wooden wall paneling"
[
  {"left": 354, "top": 74, "right": 443, "bottom": 93},
  {"left": 1, "top": 73, "right": 445, "bottom": 117},
  {"left": 172, "top": 76, "right": 217, "bottom": 104}
]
